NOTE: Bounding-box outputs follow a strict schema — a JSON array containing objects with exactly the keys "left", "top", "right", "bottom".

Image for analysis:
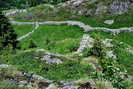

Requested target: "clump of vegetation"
[
  {"left": 0, "top": 11, "right": 19, "bottom": 53},
  {"left": 91, "top": 38, "right": 105, "bottom": 58},
  {"left": 5, "top": 51, "right": 94, "bottom": 81},
  {"left": 28, "top": 40, "right": 37, "bottom": 48}
]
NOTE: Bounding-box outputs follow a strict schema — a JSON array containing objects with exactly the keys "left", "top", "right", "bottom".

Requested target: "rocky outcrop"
[
  {"left": 76, "top": 34, "right": 117, "bottom": 59},
  {"left": 76, "top": 34, "right": 94, "bottom": 53},
  {"left": 110, "top": 0, "right": 130, "bottom": 14},
  {"left": 3, "top": 0, "right": 132, "bottom": 17},
  {"left": 60, "top": 0, "right": 133, "bottom": 16}
]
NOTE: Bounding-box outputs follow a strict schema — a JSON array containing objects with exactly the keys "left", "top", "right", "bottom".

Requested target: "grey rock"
[
  {"left": 109, "top": 0, "right": 129, "bottom": 14},
  {"left": 76, "top": 34, "right": 94, "bottom": 53},
  {"left": 39, "top": 54, "right": 63, "bottom": 64},
  {"left": 104, "top": 20, "right": 114, "bottom": 25},
  {"left": 0, "top": 64, "right": 10, "bottom": 68}
]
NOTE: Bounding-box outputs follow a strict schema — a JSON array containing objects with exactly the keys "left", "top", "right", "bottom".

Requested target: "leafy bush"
[
  {"left": 91, "top": 37, "right": 105, "bottom": 58},
  {"left": 28, "top": 40, "right": 37, "bottom": 48},
  {"left": 0, "top": 11, "right": 19, "bottom": 54}
]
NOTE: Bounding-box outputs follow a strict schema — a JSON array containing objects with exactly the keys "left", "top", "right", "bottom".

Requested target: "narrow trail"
[
  {"left": 17, "top": 22, "right": 39, "bottom": 40},
  {"left": 11, "top": 20, "right": 133, "bottom": 35}
]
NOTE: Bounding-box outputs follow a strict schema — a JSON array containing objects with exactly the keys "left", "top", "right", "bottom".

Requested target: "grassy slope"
[
  {"left": 76, "top": 14, "right": 133, "bottom": 28},
  {"left": 6, "top": 50, "right": 93, "bottom": 81},
  {"left": 5, "top": 5, "right": 133, "bottom": 85},
  {"left": 13, "top": 24, "right": 34, "bottom": 37},
  {"left": 88, "top": 31, "right": 133, "bottom": 75},
  {"left": 8, "top": 25, "right": 133, "bottom": 81},
  {"left": 12, "top": 24, "right": 133, "bottom": 77},
  {"left": 19, "top": 25, "right": 84, "bottom": 54}
]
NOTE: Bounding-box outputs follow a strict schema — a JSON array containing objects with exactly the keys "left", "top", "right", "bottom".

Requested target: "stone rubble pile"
[{"left": 76, "top": 34, "right": 117, "bottom": 59}]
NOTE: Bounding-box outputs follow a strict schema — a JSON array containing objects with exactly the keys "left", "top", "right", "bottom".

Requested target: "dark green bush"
[{"left": 0, "top": 11, "right": 19, "bottom": 53}]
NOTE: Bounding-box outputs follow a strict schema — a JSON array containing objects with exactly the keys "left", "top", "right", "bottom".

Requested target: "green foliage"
[
  {"left": 18, "top": 25, "right": 84, "bottom": 54},
  {"left": 6, "top": 51, "right": 93, "bottom": 81},
  {"left": 0, "top": 11, "right": 19, "bottom": 54},
  {"left": 99, "top": 58, "right": 128, "bottom": 89},
  {"left": 91, "top": 38, "right": 105, "bottom": 58},
  {"left": 82, "top": 48, "right": 92, "bottom": 57},
  {"left": 0, "top": 0, "right": 68, "bottom": 9},
  {"left": 13, "top": 25, "right": 34, "bottom": 37},
  {"left": 28, "top": 40, "right": 37, "bottom": 48},
  {"left": 45, "top": 0, "right": 68, "bottom": 4}
]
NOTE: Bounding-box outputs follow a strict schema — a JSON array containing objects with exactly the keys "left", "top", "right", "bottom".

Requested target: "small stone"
[
  {"left": 0, "top": 64, "right": 10, "bottom": 68},
  {"left": 104, "top": 20, "right": 114, "bottom": 25}
]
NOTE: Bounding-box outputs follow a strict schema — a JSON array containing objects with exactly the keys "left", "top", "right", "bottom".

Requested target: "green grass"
[
  {"left": 117, "top": 48, "right": 133, "bottom": 75},
  {"left": 75, "top": 14, "right": 133, "bottom": 28},
  {"left": 88, "top": 31, "right": 133, "bottom": 46},
  {"left": 13, "top": 24, "right": 34, "bottom": 37},
  {"left": 12, "top": 13, "right": 133, "bottom": 29},
  {"left": 7, "top": 51, "right": 93, "bottom": 82},
  {"left": 88, "top": 31, "right": 133, "bottom": 75},
  {"left": 20, "top": 25, "right": 84, "bottom": 54}
]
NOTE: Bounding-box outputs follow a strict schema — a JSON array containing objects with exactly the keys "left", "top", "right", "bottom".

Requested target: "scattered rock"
[{"left": 110, "top": 0, "right": 129, "bottom": 14}]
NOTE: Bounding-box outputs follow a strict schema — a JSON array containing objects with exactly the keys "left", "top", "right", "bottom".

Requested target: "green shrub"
[
  {"left": 28, "top": 40, "right": 37, "bottom": 48},
  {"left": 0, "top": 11, "right": 19, "bottom": 53}
]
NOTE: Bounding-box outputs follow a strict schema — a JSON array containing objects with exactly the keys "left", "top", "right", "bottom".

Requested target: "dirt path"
[{"left": 11, "top": 20, "right": 133, "bottom": 35}]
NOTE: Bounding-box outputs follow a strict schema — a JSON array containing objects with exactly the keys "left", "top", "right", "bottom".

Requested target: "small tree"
[
  {"left": 0, "top": 11, "right": 19, "bottom": 53},
  {"left": 91, "top": 38, "right": 105, "bottom": 58}
]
